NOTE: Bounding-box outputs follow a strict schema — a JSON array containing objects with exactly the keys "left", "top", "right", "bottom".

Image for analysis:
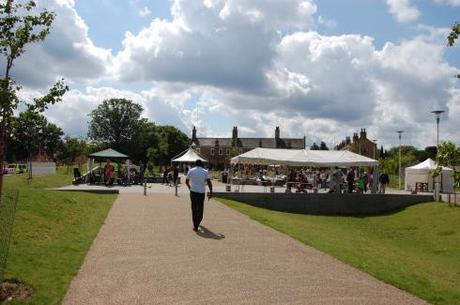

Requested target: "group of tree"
[
  {"left": 6, "top": 98, "right": 191, "bottom": 169},
  {"left": 87, "top": 98, "right": 190, "bottom": 167},
  {"left": 6, "top": 110, "right": 63, "bottom": 162},
  {"left": 379, "top": 145, "right": 438, "bottom": 174},
  {"left": 310, "top": 141, "right": 329, "bottom": 150}
]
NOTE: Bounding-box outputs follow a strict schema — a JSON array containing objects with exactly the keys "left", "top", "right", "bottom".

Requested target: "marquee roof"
[
  {"left": 230, "top": 147, "right": 378, "bottom": 167},
  {"left": 89, "top": 148, "right": 128, "bottom": 161},
  {"left": 172, "top": 147, "right": 207, "bottom": 163},
  {"left": 406, "top": 158, "right": 453, "bottom": 172}
]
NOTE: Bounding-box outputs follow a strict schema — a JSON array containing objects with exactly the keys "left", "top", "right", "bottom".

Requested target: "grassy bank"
[
  {"left": 3, "top": 173, "right": 116, "bottom": 305},
  {"left": 218, "top": 198, "right": 460, "bottom": 305}
]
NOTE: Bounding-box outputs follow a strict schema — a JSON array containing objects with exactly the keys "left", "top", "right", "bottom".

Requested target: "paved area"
[{"left": 62, "top": 192, "right": 427, "bottom": 305}]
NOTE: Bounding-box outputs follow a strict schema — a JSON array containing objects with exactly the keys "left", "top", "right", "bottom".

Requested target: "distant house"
[
  {"left": 191, "top": 126, "right": 305, "bottom": 169},
  {"left": 336, "top": 128, "right": 377, "bottom": 159}
]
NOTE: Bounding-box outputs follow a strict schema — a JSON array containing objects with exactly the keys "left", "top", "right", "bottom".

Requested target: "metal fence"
[{"left": 0, "top": 190, "right": 19, "bottom": 283}]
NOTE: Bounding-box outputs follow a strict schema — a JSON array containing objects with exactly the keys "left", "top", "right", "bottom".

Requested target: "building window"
[
  {"left": 226, "top": 148, "right": 230, "bottom": 155},
  {"left": 211, "top": 148, "right": 215, "bottom": 156},
  {"left": 219, "top": 148, "right": 223, "bottom": 155},
  {"left": 239, "top": 148, "right": 243, "bottom": 154}
]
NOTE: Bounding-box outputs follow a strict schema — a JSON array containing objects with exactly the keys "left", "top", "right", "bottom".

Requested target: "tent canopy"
[
  {"left": 231, "top": 148, "right": 378, "bottom": 167},
  {"left": 172, "top": 147, "right": 207, "bottom": 163},
  {"left": 405, "top": 158, "right": 454, "bottom": 192},
  {"left": 89, "top": 148, "right": 129, "bottom": 161},
  {"left": 406, "top": 158, "right": 453, "bottom": 172}
]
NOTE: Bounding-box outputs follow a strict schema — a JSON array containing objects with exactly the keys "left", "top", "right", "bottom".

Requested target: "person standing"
[
  {"left": 104, "top": 159, "right": 114, "bottom": 186},
  {"left": 186, "top": 160, "right": 213, "bottom": 231},
  {"left": 379, "top": 171, "right": 390, "bottom": 193},
  {"left": 346, "top": 168, "right": 355, "bottom": 193}
]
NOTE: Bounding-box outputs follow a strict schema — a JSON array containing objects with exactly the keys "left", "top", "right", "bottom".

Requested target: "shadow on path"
[{"left": 196, "top": 226, "right": 225, "bottom": 240}]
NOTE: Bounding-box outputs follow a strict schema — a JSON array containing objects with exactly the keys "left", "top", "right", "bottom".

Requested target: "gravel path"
[{"left": 62, "top": 193, "right": 427, "bottom": 305}]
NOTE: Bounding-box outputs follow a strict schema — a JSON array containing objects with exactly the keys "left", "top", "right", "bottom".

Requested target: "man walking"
[{"left": 186, "top": 160, "right": 213, "bottom": 231}]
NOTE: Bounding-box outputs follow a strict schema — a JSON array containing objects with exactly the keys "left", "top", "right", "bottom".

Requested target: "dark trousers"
[
  {"left": 190, "top": 191, "right": 205, "bottom": 229},
  {"left": 348, "top": 182, "right": 353, "bottom": 193}
]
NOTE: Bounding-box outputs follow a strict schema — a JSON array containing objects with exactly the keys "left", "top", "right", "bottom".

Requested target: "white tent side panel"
[
  {"left": 404, "top": 158, "right": 454, "bottom": 193},
  {"left": 405, "top": 170, "right": 434, "bottom": 191}
]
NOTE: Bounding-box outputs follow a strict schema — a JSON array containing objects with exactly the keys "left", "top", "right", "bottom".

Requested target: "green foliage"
[
  {"left": 436, "top": 141, "right": 460, "bottom": 188},
  {"left": 0, "top": 0, "right": 68, "bottom": 194},
  {"left": 319, "top": 141, "right": 329, "bottom": 150},
  {"left": 8, "top": 110, "right": 63, "bottom": 161},
  {"left": 59, "top": 137, "right": 88, "bottom": 163},
  {"left": 3, "top": 172, "right": 115, "bottom": 305},
  {"left": 447, "top": 23, "right": 460, "bottom": 78},
  {"left": 145, "top": 125, "right": 189, "bottom": 166},
  {"left": 0, "top": 0, "right": 64, "bottom": 119},
  {"left": 87, "top": 98, "right": 144, "bottom": 152},
  {"left": 219, "top": 199, "right": 460, "bottom": 305},
  {"left": 448, "top": 23, "right": 460, "bottom": 47},
  {"left": 380, "top": 145, "right": 437, "bottom": 175},
  {"left": 310, "top": 142, "right": 320, "bottom": 150}
]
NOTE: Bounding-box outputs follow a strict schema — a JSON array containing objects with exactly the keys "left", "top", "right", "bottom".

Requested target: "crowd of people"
[
  {"left": 161, "top": 165, "right": 180, "bottom": 186},
  {"left": 102, "top": 159, "right": 146, "bottom": 186},
  {"left": 234, "top": 165, "right": 390, "bottom": 194}
]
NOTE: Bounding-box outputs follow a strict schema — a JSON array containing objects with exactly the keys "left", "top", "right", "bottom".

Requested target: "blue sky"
[{"left": 7, "top": 0, "right": 460, "bottom": 149}]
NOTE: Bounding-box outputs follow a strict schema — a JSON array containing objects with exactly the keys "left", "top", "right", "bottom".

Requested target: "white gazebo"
[
  {"left": 171, "top": 147, "right": 207, "bottom": 164},
  {"left": 405, "top": 158, "right": 454, "bottom": 193}
]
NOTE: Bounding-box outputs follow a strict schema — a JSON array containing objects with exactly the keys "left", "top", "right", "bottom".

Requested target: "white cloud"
[
  {"left": 139, "top": 6, "right": 151, "bottom": 17},
  {"left": 433, "top": 0, "right": 460, "bottom": 6},
  {"left": 5, "top": 0, "right": 460, "bottom": 150},
  {"left": 386, "top": 0, "right": 420, "bottom": 23},
  {"left": 114, "top": 0, "right": 317, "bottom": 91},
  {"left": 1, "top": 0, "right": 113, "bottom": 89}
]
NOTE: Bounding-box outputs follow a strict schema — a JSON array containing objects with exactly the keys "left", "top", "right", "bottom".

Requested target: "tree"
[
  {"left": 448, "top": 22, "right": 460, "bottom": 78},
  {"left": 131, "top": 121, "right": 159, "bottom": 163},
  {"left": 88, "top": 98, "right": 144, "bottom": 152},
  {"left": 319, "top": 141, "right": 329, "bottom": 150},
  {"left": 0, "top": 1, "right": 68, "bottom": 194},
  {"left": 61, "top": 137, "right": 88, "bottom": 163},
  {"left": 310, "top": 142, "right": 320, "bottom": 150},
  {"left": 435, "top": 141, "right": 460, "bottom": 188},
  {"left": 149, "top": 125, "right": 189, "bottom": 166},
  {"left": 10, "top": 110, "right": 63, "bottom": 161}
]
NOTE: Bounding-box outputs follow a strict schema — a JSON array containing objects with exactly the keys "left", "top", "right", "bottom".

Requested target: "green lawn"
[
  {"left": 3, "top": 172, "right": 116, "bottom": 305},
  {"left": 218, "top": 198, "right": 460, "bottom": 305}
]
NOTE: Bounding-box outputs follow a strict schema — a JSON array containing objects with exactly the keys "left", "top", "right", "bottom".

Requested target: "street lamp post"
[
  {"left": 431, "top": 110, "right": 444, "bottom": 199},
  {"left": 373, "top": 139, "right": 377, "bottom": 159},
  {"left": 397, "top": 131, "right": 404, "bottom": 190},
  {"left": 431, "top": 110, "right": 445, "bottom": 148}
]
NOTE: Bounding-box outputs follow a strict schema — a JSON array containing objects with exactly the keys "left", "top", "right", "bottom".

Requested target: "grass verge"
[
  {"left": 3, "top": 173, "right": 116, "bottom": 305},
  {"left": 217, "top": 198, "right": 460, "bottom": 305}
]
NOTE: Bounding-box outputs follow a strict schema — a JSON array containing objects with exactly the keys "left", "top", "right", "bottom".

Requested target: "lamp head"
[{"left": 431, "top": 110, "right": 445, "bottom": 119}]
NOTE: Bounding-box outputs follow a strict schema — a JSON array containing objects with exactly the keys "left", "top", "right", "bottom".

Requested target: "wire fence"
[{"left": 0, "top": 190, "right": 19, "bottom": 283}]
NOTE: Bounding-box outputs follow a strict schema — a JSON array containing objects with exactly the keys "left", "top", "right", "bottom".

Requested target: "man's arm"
[
  {"left": 207, "top": 178, "right": 213, "bottom": 198},
  {"left": 186, "top": 178, "right": 191, "bottom": 190}
]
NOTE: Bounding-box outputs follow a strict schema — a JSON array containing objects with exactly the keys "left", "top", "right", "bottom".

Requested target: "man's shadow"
[{"left": 196, "top": 226, "right": 225, "bottom": 240}]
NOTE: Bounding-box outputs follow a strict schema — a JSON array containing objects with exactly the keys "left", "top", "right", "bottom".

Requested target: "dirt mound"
[{"left": 0, "top": 280, "right": 32, "bottom": 302}]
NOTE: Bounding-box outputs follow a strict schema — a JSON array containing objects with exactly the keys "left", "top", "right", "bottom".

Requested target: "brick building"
[
  {"left": 191, "top": 126, "right": 305, "bottom": 169},
  {"left": 336, "top": 128, "right": 378, "bottom": 159}
]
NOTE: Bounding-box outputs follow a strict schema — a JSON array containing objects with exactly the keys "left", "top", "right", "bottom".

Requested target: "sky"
[{"left": 4, "top": 0, "right": 460, "bottom": 150}]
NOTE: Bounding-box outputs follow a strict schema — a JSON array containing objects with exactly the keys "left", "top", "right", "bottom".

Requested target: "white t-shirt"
[{"left": 186, "top": 166, "right": 210, "bottom": 193}]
